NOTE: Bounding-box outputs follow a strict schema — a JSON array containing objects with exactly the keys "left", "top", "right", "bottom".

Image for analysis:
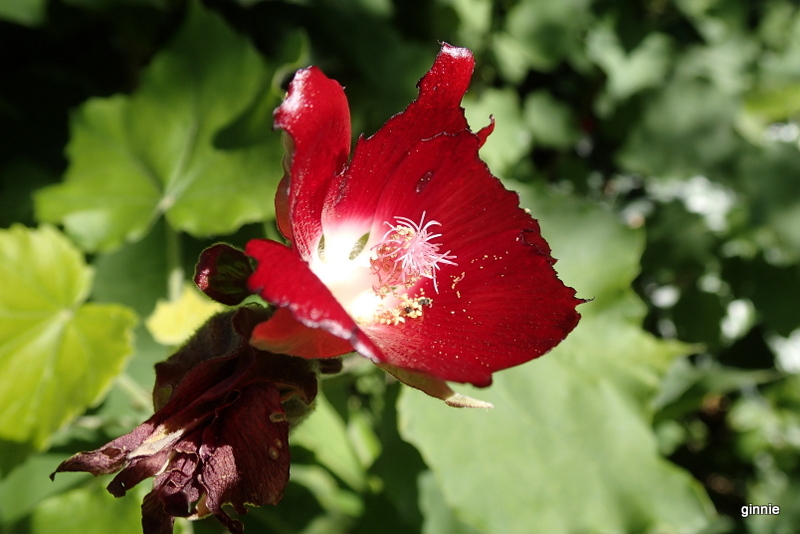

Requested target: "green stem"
[
  {"left": 165, "top": 223, "right": 184, "bottom": 301},
  {"left": 116, "top": 373, "right": 153, "bottom": 412}
]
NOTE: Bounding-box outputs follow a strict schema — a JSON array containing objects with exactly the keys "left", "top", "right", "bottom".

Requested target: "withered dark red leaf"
[{"left": 52, "top": 307, "right": 318, "bottom": 534}]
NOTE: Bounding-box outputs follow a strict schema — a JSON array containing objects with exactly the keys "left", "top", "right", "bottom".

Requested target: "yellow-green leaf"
[{"left": 0, "top": 225, "right": 137, "bottom": 450}]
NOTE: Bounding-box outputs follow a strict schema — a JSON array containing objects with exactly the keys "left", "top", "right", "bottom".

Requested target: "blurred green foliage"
[{"left": 2, "top": 0, "right": 800, "bottom": 533}]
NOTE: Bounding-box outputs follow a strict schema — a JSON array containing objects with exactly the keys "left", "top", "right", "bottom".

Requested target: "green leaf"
[
  {"left": 90, "top": 219, "right": 169, "bottom": 317},
  {"left": 400, "top": 319, "right": 712, "bottom": 533},
  {"left": 145, "top": 283, "right": 224, "bottom": 347},
  {"left": 30, "top": 480, "right": 146, "bottom": 534},
  {"left": 492, "top": 0, "right": 593, "bottom": 82},
  {"left": 418, "top": 471, "right": 482, "bottom": 534},
  {"left": 523, "top": 91, "right": 579, "bottom": 149},
  {"left": 618, "top": 77, "right": 739, "bottom": 178},
  {"left": 0, "top": 0, "right": 46, "bottom": 26},
  {"left": 0, "top": 225, "right": 137, "bottom": 450},
  {"left": 34, "top": 2, "right": 284, "bottom": 252},
  {"left": 61, "top": 0, "right": 170, "bottom": 10},
  {"left": 442, "top": 0, "right": 492, "bottom": 50},
  {"left": 514, "top": 181, "right": 643, "bottom": 311},
  {"left": 292, "top": 393, "right": 369, "bottom": 492},
  {"left": 737, "top": 143, "right": 800, "bottom": 258},
  {"left": 586, "top": 20, "right": 673, "bottom": 109},
  {"left": 289, "top": 465, "right": 364, "bottom": 519},
  {"left": 463, "top": 88, "right": 529, "bottom": 178},
  {"left": 398, "top": 186, "right": 714, "bottom": 534},
  {"left": 0, "top": 451, "right": 80, "bottom": 522}
]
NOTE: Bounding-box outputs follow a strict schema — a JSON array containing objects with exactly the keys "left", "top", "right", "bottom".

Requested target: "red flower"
[
  {"left": 245, "top": 44, "right": 582, "bottom": 403},
  {"left": 52, "top": 308, "right": 318, "bottom": 534}
]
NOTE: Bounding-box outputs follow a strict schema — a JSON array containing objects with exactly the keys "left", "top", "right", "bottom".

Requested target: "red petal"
[
  {"left": 357, "top": 131, "right": 581, "bottom": 386},
  {"left": 245, "top": 238, "right": 382, "bottom": 361},
  {"left": 250, "top": 307, "right": 355, "bottom": 358},
  {"left": 274, "top": 67, "right": 351, "bottom": 258},
  {"left": 320, "top": 43, "right": 477, "bottom": 229},
  {"left": 476, "top": 116, "right": 495, "bottom": 147}
]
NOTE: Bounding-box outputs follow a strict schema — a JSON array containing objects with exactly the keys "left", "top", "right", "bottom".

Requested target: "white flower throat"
[{"left": 309, "top": 212, "right": 456, "bottom": 326}]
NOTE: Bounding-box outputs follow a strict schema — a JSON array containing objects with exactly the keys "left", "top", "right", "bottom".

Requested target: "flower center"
[
  {"left": 310, "top": 213, "right": 456, "bottom": 326},
  {"left": 369, "top": 212, "right": 457, "bottom": 294}
]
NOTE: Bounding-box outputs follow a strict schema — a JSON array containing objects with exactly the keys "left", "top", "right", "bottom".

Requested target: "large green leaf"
[
  {"left": 292, "top": 393, "right": 369, "bottom": 492},
  {"left": 34, "top": 2, "right": 283, "bottom": 252},
  {"left": 399, "top": 186, "right": 714, "bottom": 534},
  {"left": 0, "top": 225, "right": 137, "bottom": 450},
  {"left": 514, "top": 182, "right": 643, "bottom": 312},
  {"left": 90, "top": 219, "right": 169, "bottom": 318},
  {"left": 30, "top": 481, "right": 146, "bottom": 534},
  {"left": 418, "top": 471, "right": 482, "bottom": 534},
  {"left": 0, "top": 451, "right": 81, "bottom": 522}
]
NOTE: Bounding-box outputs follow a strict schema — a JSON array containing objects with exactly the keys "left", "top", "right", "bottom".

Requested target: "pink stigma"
[{"left": 370, "top": 212, "right": 457, "bottom": 293}]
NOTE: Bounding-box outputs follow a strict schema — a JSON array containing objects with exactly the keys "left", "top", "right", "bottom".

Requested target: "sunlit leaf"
[
  {"left": 0, "top": 225, "right": 137, "bottom": 450},
  {"left": 514, "top": 181, "right": 643, "bottom": 310},
  {"left": 398, "top": 187, "right": 714, "bottom": 534},
  {"left": 418, "top": 471, "right": 482, "bottom": 534},
  {"left": 463, "top": 88, "right": 529, "bottom": 178},
  {"left": 145, "top": 283, "right": 224, "bottom": 347}
]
